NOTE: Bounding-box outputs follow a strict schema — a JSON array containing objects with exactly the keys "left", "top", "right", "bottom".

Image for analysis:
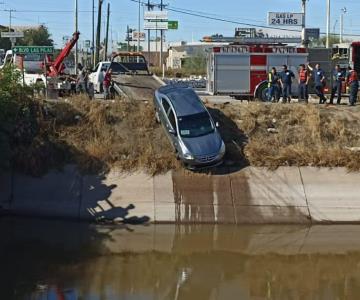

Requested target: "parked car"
[{"left": 154, "top": 84, "right": 226, "bottom": 169}]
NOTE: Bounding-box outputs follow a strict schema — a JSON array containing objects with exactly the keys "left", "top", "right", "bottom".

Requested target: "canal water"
[{"left": 2, "top": 217, "right": 360, "bottom": 300}]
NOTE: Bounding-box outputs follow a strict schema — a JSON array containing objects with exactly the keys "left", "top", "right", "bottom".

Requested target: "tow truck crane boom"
[{"left": 48, "top": 31, "right": 80, "bottom": 77}]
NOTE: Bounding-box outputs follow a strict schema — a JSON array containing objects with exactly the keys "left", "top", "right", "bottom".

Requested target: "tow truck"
[
  {"left": 0, "top": 31, "right": 80, "bottom": 95},
  {"left": 89, "top": 52, "right": 164, "bottom": 100}
]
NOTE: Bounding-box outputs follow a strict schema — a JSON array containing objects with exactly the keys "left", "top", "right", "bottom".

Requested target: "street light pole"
[
  {"left": 326, "top": 0, "right": 331, "bottom": 48},
  {"left": 340, "top": 7, "right": 347, "bottom": 43},
  {"left": 301, "top": 0, "right": 307, "bottom": 47}
]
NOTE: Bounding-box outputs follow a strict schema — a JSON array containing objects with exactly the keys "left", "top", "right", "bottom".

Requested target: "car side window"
[
  {"left": 168, "top": 109, "right": 177, "bottom": 130},
  {"left": 161, "top": 98, "right": 170, "bottom": 114}
]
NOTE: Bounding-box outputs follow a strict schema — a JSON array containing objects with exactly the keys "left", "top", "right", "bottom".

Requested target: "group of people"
[
  {"left": 75, "top": 63, "right": 113, "bottom": 100},
  {"left": 267, "top": 63, "right": 359, "bottom": 106}
]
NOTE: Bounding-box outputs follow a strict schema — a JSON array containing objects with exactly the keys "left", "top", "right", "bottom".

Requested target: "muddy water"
[{"left": 2, "top": 218, "right": 360, "bottom": 300}]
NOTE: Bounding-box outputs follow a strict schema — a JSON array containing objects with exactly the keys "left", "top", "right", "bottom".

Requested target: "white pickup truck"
[{"left": 88, "top": 61, "right": 111, "bottom": 93}]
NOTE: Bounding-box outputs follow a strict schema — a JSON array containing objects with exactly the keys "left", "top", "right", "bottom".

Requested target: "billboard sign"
[
  {"left": 268, "top": 12, "right": 303, "bottom": 26},
  {"left": 144, "top": 21, "right": 168, "bottom": 30},
  {"left": 144, "top": 11, "right": 168, "bottom": 20}
]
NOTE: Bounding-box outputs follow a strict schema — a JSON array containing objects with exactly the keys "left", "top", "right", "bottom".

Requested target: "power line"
[{"left": 128, "top": 0, "right": 360, "bottom": 37}]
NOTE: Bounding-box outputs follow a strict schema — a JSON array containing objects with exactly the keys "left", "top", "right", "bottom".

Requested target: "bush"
[{"left": 0, "top": 66, "right": 35, "bottom": 171}]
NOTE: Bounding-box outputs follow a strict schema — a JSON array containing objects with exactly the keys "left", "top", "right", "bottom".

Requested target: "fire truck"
[{"left": 206, "top": 44, "right": 308, "bottom": 101}]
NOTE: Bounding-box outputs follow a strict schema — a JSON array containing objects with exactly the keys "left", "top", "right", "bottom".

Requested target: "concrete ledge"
[
  {"left": 301, "top": 167, "right": 360, "bottom": 223},
  {"left": 2, "top": 166, "right": 360, "bottom": 224},
  {"left": 12, "top": 165, "right": 81, "bottom": 218}
]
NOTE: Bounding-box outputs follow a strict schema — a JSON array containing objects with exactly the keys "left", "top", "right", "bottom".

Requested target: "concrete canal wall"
[{"left": 1, "top": 165, "right": 360, "bottom": 224}]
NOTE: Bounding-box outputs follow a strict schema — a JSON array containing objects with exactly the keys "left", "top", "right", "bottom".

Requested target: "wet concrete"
[
  {"left": 2, "top": 166, "right": 360, "bottom": 224},
  {"left": 3, "top": 218, "right": 360, "bottom": 299}
]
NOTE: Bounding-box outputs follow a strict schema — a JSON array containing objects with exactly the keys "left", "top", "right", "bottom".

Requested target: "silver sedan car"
[{"left": 153, "top": 84, "right": 225, "bottom": 169}]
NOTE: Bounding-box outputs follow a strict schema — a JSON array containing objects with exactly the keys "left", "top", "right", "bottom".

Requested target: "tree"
[
  {"left": 19, "top": 25, "right": 54, "bottom": 46},
  {"left": 0, "top": 25, "right": 53, "bottom": 51}
]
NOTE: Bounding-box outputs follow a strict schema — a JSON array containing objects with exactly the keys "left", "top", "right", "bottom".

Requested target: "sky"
[{"left": 1, "top": 0, "right": 360, "bottom": 48}]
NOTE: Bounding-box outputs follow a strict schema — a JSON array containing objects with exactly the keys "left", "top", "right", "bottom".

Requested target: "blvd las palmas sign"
[{"left": 12, "top": 46, "right": 54, "bottom": 54}]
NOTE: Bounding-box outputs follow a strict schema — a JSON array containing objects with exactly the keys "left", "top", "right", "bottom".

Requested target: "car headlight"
[
  {"left": 220, "top": 141, "right": 226, "bottom": 154},
  {"left": 180, "top": 141, "right": 195, "bottom": 160}
]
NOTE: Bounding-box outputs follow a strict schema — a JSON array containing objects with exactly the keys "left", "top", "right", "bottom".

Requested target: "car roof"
[{"left": 158, "top": 85, "right": 206, "bottom": 117}]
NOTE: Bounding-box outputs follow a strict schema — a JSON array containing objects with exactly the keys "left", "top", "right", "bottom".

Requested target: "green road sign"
[
  {"left": 12, "top": 46, "right": 54, "bottom": 55},
  {"left": 168, "top": 21, "right": 178, "bottom": 30}
]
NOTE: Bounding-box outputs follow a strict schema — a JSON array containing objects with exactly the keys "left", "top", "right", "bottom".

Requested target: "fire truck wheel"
[{"left": 256, "top": 83, "right": 269, "bottom": 102}]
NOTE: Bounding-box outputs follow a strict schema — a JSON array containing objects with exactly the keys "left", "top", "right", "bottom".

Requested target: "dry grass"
[
  {"left": 49, "top": 96, "right": 179, "bottom": 175},
  {"left": 213, "top": 102, "right": 360, "bottom": 171},
  {"left": 13, "top": 95, "right": 360, "bottom": 176}
]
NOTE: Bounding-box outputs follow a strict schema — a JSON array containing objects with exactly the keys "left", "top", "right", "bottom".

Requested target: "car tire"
[{"left": 256, "top": 83, "right": 269, "bottom": 102}]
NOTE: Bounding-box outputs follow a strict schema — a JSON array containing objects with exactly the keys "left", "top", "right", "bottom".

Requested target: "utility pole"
[
  {"left": 75, "top": 0, "right": 78, "bottom": 75},
  {"left": 104, "top": 3, "right": 110, "bottom": 60},
  {"left": 138, "top": 0, "right": 141, "bottom": 54},
  {"left": 127, "top": 25, "right": 130, "bottom": 51},
  {"left": 160, "top": 0, "right": 163, "bottom": 68},
  {"left": 340, "top": 7, "right": 347, "bottom": 43},
  {"left": 147, "top": 0, "right": 151, "bottom": 65},
  {"left": 95, "top": 0, "right": 104, "bottom": 65},
  {"left": 326, "top": 0, "right": 331, "bottom": 48},
  {"left": 92, "top": 0, "right": 95, "bottom": 67},
  {"left": 4, "top": 9, "right": 16, "bottom": 48}
]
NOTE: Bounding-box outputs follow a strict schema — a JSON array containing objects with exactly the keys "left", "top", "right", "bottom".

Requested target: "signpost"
[
  {"left": 144, "top": 11, "right": 168, "bottom": 20},
  {"left": 305, "top": 28, "right": 320, "bottom": 40},
  {"left": 12, "top": 46, "right": 54, "bottom": 55},
  {"left": 144, "top": 21, "right": 168, "bottom": 30},
  {"left": 1, "top": 31, "right": 24, "bottom": 48},
  {"left": 268, "top": 12, "right": 304, "bottom": 26},
  {"left": 1, "top": 31, "right": 24, "bottom": 38},
  {"left": 132, "top": 31, "right": 146, "bottom": 41},
  {"left": 167, "top": 21, "right": 178, "bottom": 30}
]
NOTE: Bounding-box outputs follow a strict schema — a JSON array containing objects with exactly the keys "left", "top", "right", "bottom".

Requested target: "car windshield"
[{"left": 178, "top": 112, "right": 214, "bottom": 138}]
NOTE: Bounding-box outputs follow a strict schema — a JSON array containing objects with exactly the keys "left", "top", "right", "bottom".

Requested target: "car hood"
[{"left": 181, "top": 131, "right": 222, "bottom": 156}]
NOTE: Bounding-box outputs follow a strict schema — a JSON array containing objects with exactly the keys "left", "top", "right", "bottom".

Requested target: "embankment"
[{"left": 1, "top": 165, "right": 360, "bottom": 224}]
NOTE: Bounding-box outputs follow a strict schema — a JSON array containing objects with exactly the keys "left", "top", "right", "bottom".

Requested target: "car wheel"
[{"left": 256, "top": 83, "right": 269, "bottom": 102}]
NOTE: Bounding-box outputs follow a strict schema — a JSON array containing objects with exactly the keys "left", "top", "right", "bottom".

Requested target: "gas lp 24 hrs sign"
[{"left": 268, "top": 12, "right": 304, "bottom": 26}]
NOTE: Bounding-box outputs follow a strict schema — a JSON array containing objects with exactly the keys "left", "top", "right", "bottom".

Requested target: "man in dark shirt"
[
  {"left": 279, "top": 65, "right": 295, "bottom": 103},
  {"left": 308, "top": 63, "right": 327, "bottom": 104},
  {"left": 267, "top": 67, "right": 280, "bottom": 102},
  {"left": 330, "top": 65, "right": 345, "bottom": 105}
]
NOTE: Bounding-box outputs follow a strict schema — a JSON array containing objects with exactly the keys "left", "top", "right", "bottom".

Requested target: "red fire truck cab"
[{"left": 206, "top": 45, "right": 308, "bottom": 100}]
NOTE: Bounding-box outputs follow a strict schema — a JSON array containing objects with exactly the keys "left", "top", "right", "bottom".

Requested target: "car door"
[
  {"left": 167, "top": 108, "right": 179, "bottom": 149},
  {"left": 160, "top": 97, "right": 171, "bottom": 128}
]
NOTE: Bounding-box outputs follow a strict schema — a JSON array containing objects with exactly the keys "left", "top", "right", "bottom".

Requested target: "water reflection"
[{"left": 2, "top": 218, "right": 360, "bottom": 299}]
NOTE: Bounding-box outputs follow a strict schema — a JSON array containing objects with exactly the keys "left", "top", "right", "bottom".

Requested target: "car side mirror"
[
  {"left": 216, "top": 122, "right": 220, "bottom": 128},
  {"left": 168, "top": 128, "right": 177, "bottom": 136}
]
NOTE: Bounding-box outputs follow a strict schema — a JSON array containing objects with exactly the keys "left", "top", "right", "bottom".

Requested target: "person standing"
[
  {"left": 103, "top": 69, "right": 112, "bottom": 100},
  {"left": 298, "top": 64, "right": 310, "bottom": 103},
  {"left": 346, "top": 66, "right": 359, "bottom": 106},
  {"left": 267, "top": 67, "right": 280, "bottom": 102},
  {"left": 308, "top": 63, "right": 327, "bottom": 104},
  {"left": 330, "top": 65, "right": 345, "bottom": 105},
  {"left": 76, "top": 69, "right": 87, "bottom": 93},
  {"left": 279, "top": 65, "right": 295, "bottom": 103}
]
